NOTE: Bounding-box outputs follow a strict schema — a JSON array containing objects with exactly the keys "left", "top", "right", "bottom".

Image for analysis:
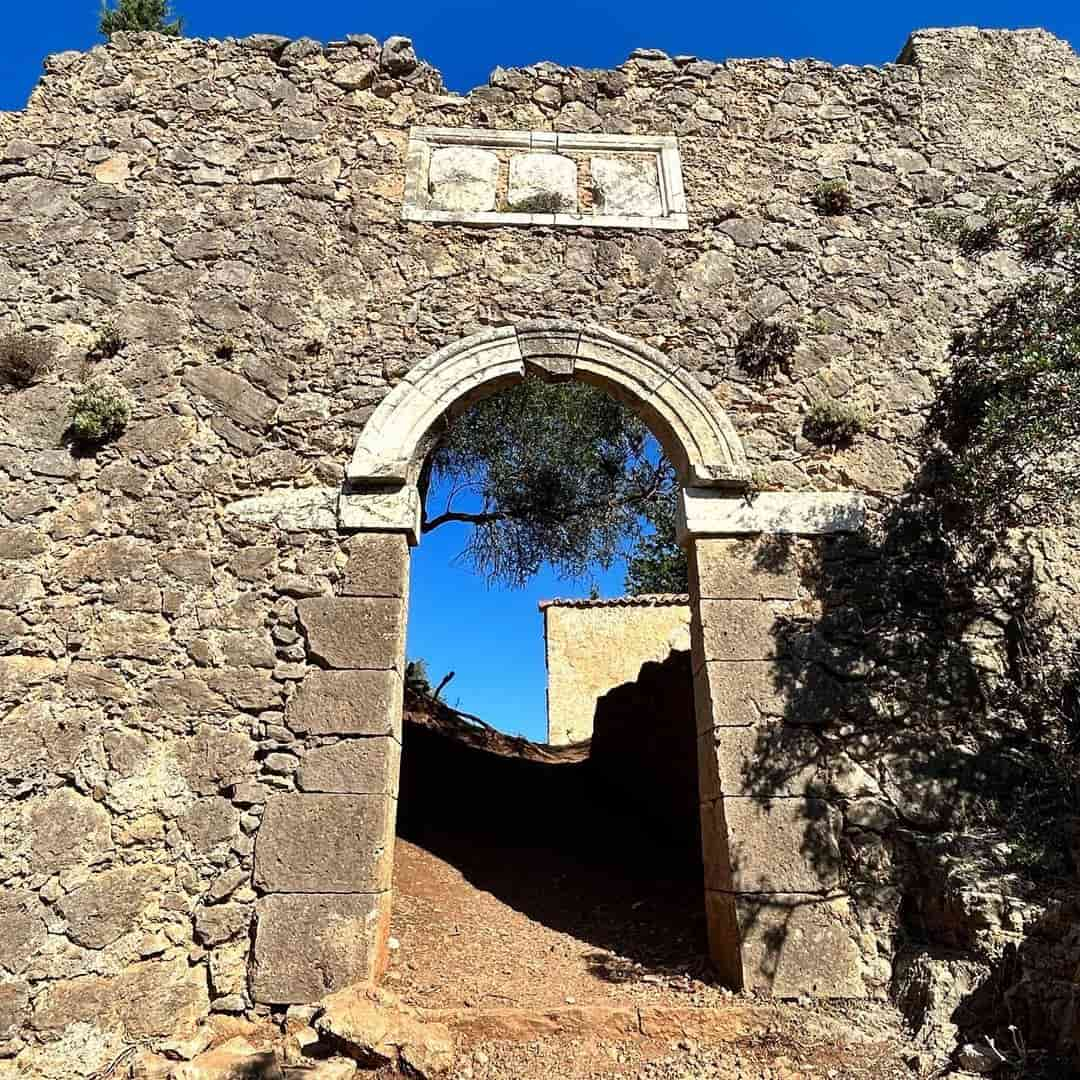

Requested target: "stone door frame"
[{"left": 250, "top": 320, "right": 868, "bottom": 1003}]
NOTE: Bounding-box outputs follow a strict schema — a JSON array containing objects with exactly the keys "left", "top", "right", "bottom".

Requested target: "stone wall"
[
  {"left": 542, "top": 597, "right": 691, "bottom": 744},
  {"left": 1, "top": 23, "right": 1079, "bottom": 1076}
]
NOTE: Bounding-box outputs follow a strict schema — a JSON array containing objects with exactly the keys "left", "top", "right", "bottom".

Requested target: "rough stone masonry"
[{"left": 0, "top": 23, "right": 1079, "bottom": 1078}]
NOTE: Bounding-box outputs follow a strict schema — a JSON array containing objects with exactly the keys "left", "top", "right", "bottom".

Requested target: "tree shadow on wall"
[
  {"left": 396, "top": 652, "right": 709, "bottom": 983},
  {"left": 731, "top": 457, "right": 1080, "bottom": 1028}
]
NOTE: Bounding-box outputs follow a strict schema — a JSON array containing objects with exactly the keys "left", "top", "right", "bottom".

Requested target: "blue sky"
[
  {"left": 6, "top": 3, "right": 1079, "bottom": 738},
  {"left": 2, "top": 1, "right": 1078, "bottom": 110}
]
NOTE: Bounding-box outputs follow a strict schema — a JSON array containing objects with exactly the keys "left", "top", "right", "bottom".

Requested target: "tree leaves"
[{"left": 424, "top": 379, "right": 681, "bottom": 590}]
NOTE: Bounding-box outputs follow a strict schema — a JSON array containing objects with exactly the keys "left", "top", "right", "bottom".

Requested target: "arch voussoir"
[{"left": 343, "top": 321, "right": 750, "bottom": 505}]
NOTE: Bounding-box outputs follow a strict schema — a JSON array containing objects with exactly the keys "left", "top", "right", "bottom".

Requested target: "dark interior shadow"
[{"left": 395, "top": 650, "right": 710, "bottom": 982}]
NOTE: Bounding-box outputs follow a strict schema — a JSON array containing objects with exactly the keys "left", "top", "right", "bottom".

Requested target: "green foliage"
[
  {"left": 405, "top": 659, "right": 432, "bottom": 696},
  {"left": 803, "top": 399, "right": 870, "bottom": 449},
  {"left": 928, "top": 170, "right": 1080, "bottom": 527},
  {"left": 99, "top": 0, "right": 182, "bottom": 36},
  {"left": 735, "top": 319, "right": 799, "bottom": 379},
  {"left": 1049, "top": 165, "right": 1080, "bottom": 204},
  {"left": 0, "top": 333, "right": 54, "bottom": 388},
  {"left": 88, "top": 323, "right": 124, "bottom": 360},
  {"left": 928, "top": 211, "right": 1004, "bottom": 256},
  {"left": 426, "top": 379, "right": 676, "bottom": 588},
  {"left": 506, "top": 192, "right": 573, "bottom": 214},
  {"left": 624, "top": 484, "right": 688, "bottom": 595},
  {"left": 68, "top": 379, "right": 132, "bottom": 445},
  {"left": 811, "top": 179, "right": 853, "bottom": 216},
  {"left": 917, "top": 165, "right": 1080, "bottom": 869}
]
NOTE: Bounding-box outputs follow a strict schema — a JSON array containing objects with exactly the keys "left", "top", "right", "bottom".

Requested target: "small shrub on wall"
[
  {"left": 88, "top": 323, "right": 125, "bottom": 361},
  {"left": 804, "top": 400, "right": 870, "bottom": 448},
  {"left": 735, "top": 319, "right": 799, "bottom": 379},
  {"left": 0, "top": 333, "right": 54, "bottom": 388},
  {"left": 812, "top": 179, "right": 853, "bottom": 216},
  {"left": 99, "top": 0, "right": 183, "bottom": 36},
  {"left": 68, "top": 378, "right": 133, "bottom": 446},
  {"left": 506, "top": 192, "right": 573, "bottom": 214}
]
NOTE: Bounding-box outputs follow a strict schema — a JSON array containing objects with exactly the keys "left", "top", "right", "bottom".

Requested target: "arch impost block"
[
  {"left": 677, "top": 489, "right": 869, "bottom": 543},
  {"left": 338, "top": 485, "right": 422, "bottom": 545}
]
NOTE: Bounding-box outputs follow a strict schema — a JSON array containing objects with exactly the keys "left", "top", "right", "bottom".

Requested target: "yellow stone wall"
[{"left": 543, "top": 601, "right": 691, "bottom": 744}]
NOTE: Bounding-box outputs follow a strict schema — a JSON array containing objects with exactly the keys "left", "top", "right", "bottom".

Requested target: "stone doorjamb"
[{"left": 243, "top": 321, "right": 870, "bottom": 1003}]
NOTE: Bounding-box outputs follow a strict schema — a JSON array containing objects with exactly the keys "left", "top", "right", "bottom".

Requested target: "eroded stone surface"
[
  {"left": 297, "top": 738, "right": 400, "bottom": 794},
  {"left": 254, "top": 793, "right": 394, "bottom": 893},
  {"left": 703, "top": 796, "right": 842, "bottom": 892},
  {"left": 507, "top": 152, "right": 578, "bottom": 212},
  {"left": 591, "top": 156, "right": 662, "bottom": 216},
  {"left": 296, "top": 597, "right": 406, "bottom": 670},
  {"left": 340, "top": 533, "right": 410, "bottom": 598},
  {"left": 427, "top": 147, "right": 498, "bottom": 212},
  {"left": 26, "top": 788, "right": 113, "bottom": 876},
  {"left": 57, "top": 865, "right": 169, "bottom": 949},
  {"left": 285, "top": 669, "right": 403, "bottom": 736},
  {"left": 251, "top": 892, "right": 391, "bottom": 1004},
  {"left": 706, "top": 891, "right": 863, "bottom": 997}
]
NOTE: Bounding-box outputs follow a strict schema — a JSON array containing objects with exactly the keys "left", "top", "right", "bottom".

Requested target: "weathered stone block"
[
  {"left": 0, "top": 573, "right": 45, "bottom": 608},
  {"left": 698, "top": 722, "right": 824, "bottom": 799},
  {"left": 0, "top": 979, "right": 29, "bottom": 1039},
  {"left": 31, "top": 956, "right": 210, "bottom": 1039},
  {"left": 340, "top": 533, "right": 410, "bottom": 598},
  {"left": 194, "top": 902, "right": 252, "bottom": 947},
  {"left": 507, "top": 152, "right": 577, "bottom": 212},
  {"left": 338, "top": 486, "right": 422, "bottom": 544},
  {"left": 693, "top": 602, "right": 786, "bottom": 666},
  {"left": 0, "top": 655, "right": 56, "bottom": 697},
  {"left": 680, "top": 489, "right": 868, "bottom": 539},
  {"left": 692, "top": 659, "right": 789, "bottom": 734},
  {"left": 0, "top": 889, "right": 48, "bottom": 976},
  {"left": 57, "top": 865, "right": 169, "bottom": 949},
  {"left": 428, "top": 146, "right": 498, "bottom": 212},
  {"left": 203, "top": 669, "right": 282, "bottom": 712},
  {"left": 285, "top": 669, "right": 403, "bottom": 737},
  {"left": 182, "top": 365, "right": 278, "bottom": 431},
  {"left": 297, "top": 596, "right": 405, "bottom": 670},
  {"left": 251, "top": 891, "right": 391, "bottom": 1004},
  {"left": 298, "top": 738, "right": 400, "bottom": 795},
  {"left": 27, "top": 788, "right": 113, "bottom": 876},
  {"left": 591, "top": 156, "right": 662, "bottom": 217},
  {"left": 691, "top": 538, "right": 802, "bottom": 600},
  {"left": 223, "top": 487, "right": 338, "bottom": 531},
  {"left": 177, "top": 726, "right": 253, "bottom": 795},
  {"left": 90, "top": 611, "right": 171, "bottom": 661},
  {"left": 58, "top": 538, "right": 155, "bottom": 583},
  {"left": 703, "top": 796, "right": 841, "bottom": 892},
  {"left": 0, "top": 525, "right": 47, "bottom": 560},
  {"left": 254, "top": 794, "right": 394, "bottom": 893},
  {"left": 705, "top": 891, "right": 864, "bottom": 998},
  {"left": 178, "top": 795, "right": 241, "bottom": 852}
]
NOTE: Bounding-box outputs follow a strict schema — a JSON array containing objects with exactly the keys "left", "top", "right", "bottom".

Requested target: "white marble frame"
[{"left": 402, "top": 126, "right": 689, "bottom": 231}]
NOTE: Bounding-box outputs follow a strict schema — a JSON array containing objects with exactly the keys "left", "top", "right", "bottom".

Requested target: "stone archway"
[{"left": 250, "top": 321, "right": 870, "bottom": 1004}]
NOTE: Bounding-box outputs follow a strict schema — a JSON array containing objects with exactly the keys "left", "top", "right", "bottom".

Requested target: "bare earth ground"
[{"left": 386, "top": 839, "right": 916, "bottom": 1080}]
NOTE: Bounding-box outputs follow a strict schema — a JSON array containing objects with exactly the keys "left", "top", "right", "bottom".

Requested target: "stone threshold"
[{"left": 417, "top": 1002, "right": 781, "bottom": 1041}]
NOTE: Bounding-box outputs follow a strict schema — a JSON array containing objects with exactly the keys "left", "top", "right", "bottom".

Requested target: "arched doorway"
[{"left": 250, "top": 321, "right": 869, "bottom": 1004}]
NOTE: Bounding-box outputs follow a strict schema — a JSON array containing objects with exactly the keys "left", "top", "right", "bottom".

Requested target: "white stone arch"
[
  {"left": 281, "top": 321, "right": 870, "bottom": 1004},
  {"left": 344, "top": 320, "right": 750, "bottom": 513}
]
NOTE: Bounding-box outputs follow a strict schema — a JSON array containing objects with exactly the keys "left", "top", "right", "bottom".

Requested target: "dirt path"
[
  {"left": 389, "top": 699, "right": 918, "bottom": 1079},
  {"left": 389, "top": 838, "right": 717, "bottom": 1012},
  {"left": 387, "top": 840, "right": 916, "bottom": 1080}
]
